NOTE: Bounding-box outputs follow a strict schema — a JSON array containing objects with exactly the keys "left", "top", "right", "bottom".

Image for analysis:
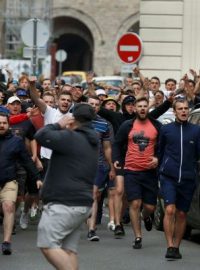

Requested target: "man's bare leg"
[
  {"left": 108, "top": 188, "right": 115, "bottom": 223},
  {"left": 114, "top": 176, "right": 124, "bottom": 226},
  {"left": 88, "top": 186, "right": 99, "bottom": 231},
  {"left": 2, "top": 201, "right": 15, "bottom": 242},
  {"left": 41, "top": 248, "right": 78, "bottom": 270},
  {"left": 163, "top": 204, "right": 176, "bottom": 247},
  {"left": 173, "top": 210, "right": 187, "bottom": 248},
  {"left": 129, "top": 199, "right": 142, "bottom": 238}
]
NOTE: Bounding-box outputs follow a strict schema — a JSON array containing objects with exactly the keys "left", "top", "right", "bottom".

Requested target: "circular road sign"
[
  {"left": 117, "top": 32, "right": 143, "bottom": 64},
  {"left": 21, "top": 18, "right": 49, "bottom": 47},
  {"left": 55, "top": 50, "right": 67, "bottom": 62}
]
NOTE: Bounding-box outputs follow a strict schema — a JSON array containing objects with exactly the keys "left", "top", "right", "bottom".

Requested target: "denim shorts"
[
  {"left": 37, "top": 204, "right": 91, "bottom": 252},
  {"left": 159, "top": 174, "right": 196, "bottom": 212},
  {"left": 124, "top": 170, "right": 158, "bottom": 205}
]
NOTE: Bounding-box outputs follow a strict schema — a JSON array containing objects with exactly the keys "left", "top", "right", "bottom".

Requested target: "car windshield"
[
  {"left": 60, "top": 75, "right": 82, "bottom": 84},
  {"left": 107, "top": 89, "right": 119, "bottom": 96},
  {"left": 94, "top": 79, "right": 122, "bottom": 87}
]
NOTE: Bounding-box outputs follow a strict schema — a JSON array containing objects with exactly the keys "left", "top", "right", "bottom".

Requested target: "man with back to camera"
[
  {"left": 35, "top": 103, "right": 99, "bottom": 270},
  {"left": 158, "top": 98, "right": 200, "bottom": 259}
]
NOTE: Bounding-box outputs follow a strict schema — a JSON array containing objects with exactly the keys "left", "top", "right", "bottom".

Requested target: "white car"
[{"left": 157, "top": 109, "right": 175, "bottom": 124}]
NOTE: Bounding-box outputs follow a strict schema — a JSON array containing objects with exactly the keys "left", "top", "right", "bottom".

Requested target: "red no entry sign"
[{"left": 117, "top": 32, "right": 143, "bottom": 64}]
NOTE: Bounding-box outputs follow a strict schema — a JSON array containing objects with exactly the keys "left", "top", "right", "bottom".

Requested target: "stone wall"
[{"left": 51, "top": 0, "right": 140, "bottom": 75}]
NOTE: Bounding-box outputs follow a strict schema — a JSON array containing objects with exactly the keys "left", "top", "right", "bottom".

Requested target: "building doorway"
[{"left": 52, "top": 16, "right": 94, "bottom": 75}]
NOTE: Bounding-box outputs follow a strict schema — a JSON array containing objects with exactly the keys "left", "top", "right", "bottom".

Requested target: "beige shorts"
[{"left": 0, "top": 180, "right": 18, "bottom": 203}]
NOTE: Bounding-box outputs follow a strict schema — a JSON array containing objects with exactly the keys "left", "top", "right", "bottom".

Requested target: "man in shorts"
[
  {"left": 0, "top": 112, "right": 41, "bottom": 255},
  {"left": 158, "top": 98, "right": 200, "bottom": 259},
  {"left": 87, "top": 96, "right": 115, "bottom": 241},
  {"left": 113, "top": 97, "right": 161, "bottom": 249},
  {"left": 35, "top": 104, "right": 99, "bottom": 270}
]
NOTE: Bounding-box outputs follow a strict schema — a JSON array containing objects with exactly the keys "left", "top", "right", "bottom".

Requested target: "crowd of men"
[{"left": 1, "top": 66, "right": 200, "bottom": 269}]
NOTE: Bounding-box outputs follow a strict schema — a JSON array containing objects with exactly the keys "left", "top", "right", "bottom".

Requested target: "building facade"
[
  {"left": 139, "top": 0, "right": 200, "bottom": 83},
  {"left": 0, "top": 0, "right": 199, "bottom": 82},
  {"left": 0, "top": 0, "right": 139, "bottom": 76}
]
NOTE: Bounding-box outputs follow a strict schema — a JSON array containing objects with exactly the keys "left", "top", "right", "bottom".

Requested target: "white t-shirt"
[{"left": 40, "top": 106, "right": 71, "bottom": 159}]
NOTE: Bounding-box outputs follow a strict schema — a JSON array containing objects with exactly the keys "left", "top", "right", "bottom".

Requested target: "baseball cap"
[
  {"left": 73, "top": 103, "right": 95, "bottom": 122},
  {"left": 95, "top": 89, "right": 107, "bottom": 96},
  {"left": 0, "top": 105, "right": 10, "bottom": 114},
  {"left": 122, "top": 95, "right": 136, "bottom": 105},
  {"left": 16, "top": 89, "right": 28, "bottom": 97},
  {"left": 7, "top": 96, "right": 21, "bottom": 104}
]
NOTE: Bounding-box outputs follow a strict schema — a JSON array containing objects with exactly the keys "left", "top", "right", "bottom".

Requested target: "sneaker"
[
  {"left": 133, "top": 237, "right": 142, "bottom": 249},
  {"left": 87, "top": 230, "right": 100, "bottom": 241},
  {"left": 30, "top": 207, "right": 38, "bottom": 220},
  {"left": 165, "top": 247, "right": 176, "bottom": 259},
  {"left": 114, "top": 223, "right": 125, "bottom": 238},
  {"left": 143, "top": 216, "right": 152, "bottom": 231},
  {"left": 20, "top": 211, "right": 29, "bottom": 230},
  {"left": 174, "top": 247, "right": 182, "bottom": 259},
  {"left": 2, "top": 242, "right": 12, "bottom": 255},
  {"left": 107, "top": 221, "right": 115, "bottom": 231}
]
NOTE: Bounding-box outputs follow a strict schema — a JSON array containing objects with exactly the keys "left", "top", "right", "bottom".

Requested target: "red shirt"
[{"left": 125, "top": 119, "right": 158, "bottom": 171}]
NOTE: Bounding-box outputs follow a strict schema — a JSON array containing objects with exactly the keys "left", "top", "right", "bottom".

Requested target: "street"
[{"left": 0, "top": 213, "right": 200, "bottom": 270}]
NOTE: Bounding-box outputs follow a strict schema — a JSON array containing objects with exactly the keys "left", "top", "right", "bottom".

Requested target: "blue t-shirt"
[{"left": 92, "top": 115, "right": 111, "bottom": 167}]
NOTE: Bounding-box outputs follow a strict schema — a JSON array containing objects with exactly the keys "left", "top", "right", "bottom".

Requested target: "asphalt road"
[{"left": 0, "top": 214, "right": 200, "bottom": 270}]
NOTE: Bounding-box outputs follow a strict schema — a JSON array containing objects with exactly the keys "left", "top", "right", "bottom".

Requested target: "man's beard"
[
  {"left": 0, "top": 129, "right": 8, "bottom": 136},
  {"left": 135, "top": 112, "right": 148, "bottom": 121}
]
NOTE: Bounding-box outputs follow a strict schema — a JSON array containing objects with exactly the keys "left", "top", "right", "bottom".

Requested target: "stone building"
[
  {"left": 139, "top": 0, "right": 200, "bottom": 84},
  {"left": 0, "top": 0, "right": 139, "bottom": 76},
  {"left": 0, "top": 0, "right": 200, "bottom": 82}
]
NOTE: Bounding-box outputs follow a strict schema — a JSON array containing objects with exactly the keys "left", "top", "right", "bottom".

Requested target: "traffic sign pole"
[
  {"left": 32, "top": 18, "right": 38, "bottom": 76},
  {"left": 58, "top": 61, "right": 62, "bottom": 79}
]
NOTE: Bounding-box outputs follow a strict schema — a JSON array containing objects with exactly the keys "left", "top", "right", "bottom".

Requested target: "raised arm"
[{"left": 29, "top": 77, "right": 47, "bottom": 114}]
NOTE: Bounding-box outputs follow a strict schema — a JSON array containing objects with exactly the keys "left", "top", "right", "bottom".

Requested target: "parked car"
[
  {"left": 154, "top": 107, "right": 200, "bottom": 237},
  {"left": 92, "top": 76, "right": 124, "bottom": 88},
  {"left": 62, "top": 71, "right": 87, "bottom": 84},
  {"left": 81, "top": 75, "right": 124, "bottom": 92},
  {"left": 157, "top": 109, "right": 175, "bottom": 124},
  {"left": 58, "top": 75, "right": 80, "bottom": 85}
]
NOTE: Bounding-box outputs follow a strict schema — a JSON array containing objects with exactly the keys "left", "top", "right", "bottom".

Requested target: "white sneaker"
[
  {"left": 20, "top": 211, "right": 29, "bottom": 230},
  {"left": 30, "top": 207, "right": 38, "bottom": 219},
  {"left": 107, "top": 221, "right": 115, "bottom": 231}
]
